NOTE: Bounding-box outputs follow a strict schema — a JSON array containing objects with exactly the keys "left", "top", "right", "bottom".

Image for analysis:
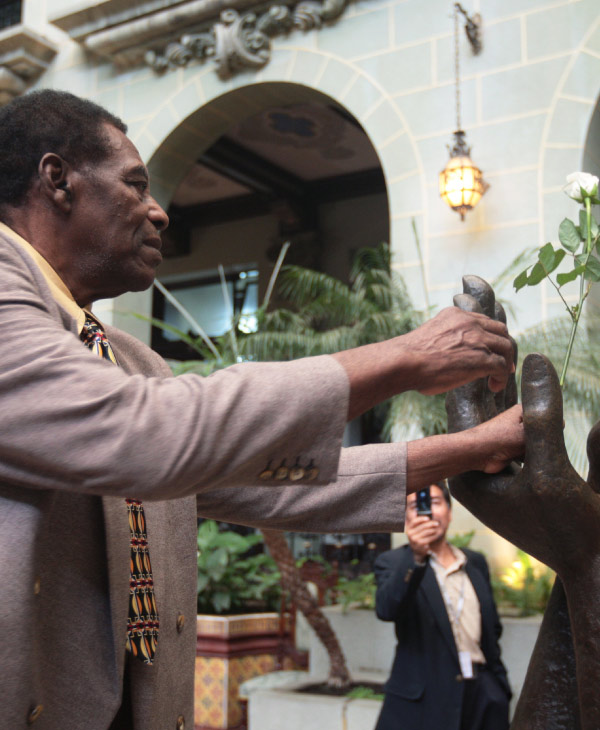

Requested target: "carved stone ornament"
[
  {"left": 145, "top": 0, "right": 347, "bottom": 79},
  {"left": 0, "top": 25, "right": 57, "bottom": 105}
]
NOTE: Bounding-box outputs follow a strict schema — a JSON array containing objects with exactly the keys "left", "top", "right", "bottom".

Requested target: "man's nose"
[{"left": 149, "top": 197, "right": 169, "bottom": 232}]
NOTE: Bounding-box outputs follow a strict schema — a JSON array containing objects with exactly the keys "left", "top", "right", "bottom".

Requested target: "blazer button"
[
  {"left": 274, "top": 466, "right": 288, "bottom": 480},
  {"left": 306, "top": 467, "right": 319, "bottom": 481},
  {"left": 27, "top": 705, "right": 43, "bottom": 724},
  {"left": 33, "top": 577, "right": 41, "bottom": 595},
  {"left": 259, "top": 469, "right": 273, "bottom": 480},
  {"left": 176, "top": 613, "right": 185, "bottom": 633},
  {"left": 289, "top": 466, "right": 305, "bottom": 481},
  {"left": 455, "top": 674, "right": 463, "bottom": 682},
  {"left": 176, "top": 715, "right": 185, "bottom": 730}
]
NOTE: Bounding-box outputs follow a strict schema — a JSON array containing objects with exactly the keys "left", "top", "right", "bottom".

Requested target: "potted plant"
[{"left": 194, "top": 521, "right": 300, "bottom": 730}]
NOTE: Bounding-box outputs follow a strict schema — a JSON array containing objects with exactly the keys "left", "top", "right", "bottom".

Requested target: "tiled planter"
[{"left": 194, "top": 612, "right": 299, "bottom": 730}]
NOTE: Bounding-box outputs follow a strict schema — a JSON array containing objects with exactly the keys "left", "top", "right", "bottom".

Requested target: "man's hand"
[
  {"left": 406, "top": 515, "right": 440, "bottom": 561},
  {"left": 403, "top": 306, "right": 515, "bottom": 396},
  {"left": 333, "top": 301, "right": 516, "bottom": 421}
]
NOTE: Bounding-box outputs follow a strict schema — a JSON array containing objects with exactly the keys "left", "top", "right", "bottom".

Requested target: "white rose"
[{"left": 564, "top": 172, "right": 599, "bottom": 202}]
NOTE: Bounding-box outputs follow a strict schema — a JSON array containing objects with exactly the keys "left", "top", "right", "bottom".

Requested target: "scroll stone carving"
[{"left": 145, "top": 0, "right": 347, "bottom": 79}]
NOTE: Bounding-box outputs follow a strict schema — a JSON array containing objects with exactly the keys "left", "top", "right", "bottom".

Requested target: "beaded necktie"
[{"left": 80, "top": 317, "right": 160, "bottom": 664}]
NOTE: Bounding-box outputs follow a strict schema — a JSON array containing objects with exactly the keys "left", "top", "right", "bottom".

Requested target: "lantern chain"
[{"left": 454, "top": 3, "right": 461, "bottom": 132}]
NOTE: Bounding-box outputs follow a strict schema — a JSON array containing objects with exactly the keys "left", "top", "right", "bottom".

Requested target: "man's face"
[
  {"left": 405, "top": 485, "right": 452, "bottom": 544},
  {"left": 69, "top": 123, "right": 169, "bottom": 302}
]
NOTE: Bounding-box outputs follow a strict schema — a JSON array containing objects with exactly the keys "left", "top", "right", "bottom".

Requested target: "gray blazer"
[{"left": 0, "top": 232, "right": 407, "bottom": 729}]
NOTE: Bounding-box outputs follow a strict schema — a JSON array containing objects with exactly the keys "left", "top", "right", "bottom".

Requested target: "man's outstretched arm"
[{"left": 333, "top": 305, "right": 515, "bottom": 421}]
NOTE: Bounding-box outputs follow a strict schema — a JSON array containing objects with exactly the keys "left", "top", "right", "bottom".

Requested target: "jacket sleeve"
[
  {"left": 0, "top": 241, "right": 353, "bottom": 500},
  {"left": 375, "top": 547, "right": 428, "bottom": 621},
  {"left": 194, "top": 441, "right": 407, "bottom": 533}
]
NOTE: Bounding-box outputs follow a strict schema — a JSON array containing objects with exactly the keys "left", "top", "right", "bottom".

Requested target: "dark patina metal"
[{"left": 446, "top": 275, "right": 600, "bottom": 730}]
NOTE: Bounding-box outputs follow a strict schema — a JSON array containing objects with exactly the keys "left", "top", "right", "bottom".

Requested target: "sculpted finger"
[
  {"left": 521, "top": 353, "right": 569, "bottom": 471},
  {"left": 494, "top": 301, "right": 507, "bottom": 325},
  {"left": 586, "top": 420, "right": 600, "bottom": 495},
  {"left": 446, "top": 380, "right": 492, "bottom": 432},
  {"left": 453, "top": 292, "right": 483, "bottom": 314},
  {"left": 495, "top": 336, "right": 518, "bottom": 413},
  {"left": 463, "top": 274, "right": 496, "bottom": 319}
]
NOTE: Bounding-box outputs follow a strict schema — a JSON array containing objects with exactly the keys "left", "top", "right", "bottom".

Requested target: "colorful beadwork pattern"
[
  {"left": 80, "top": 316, "right": 159, "bottom": 664},
  {"left": 125, "top": 498, "right": 160, "bottom": 663}
]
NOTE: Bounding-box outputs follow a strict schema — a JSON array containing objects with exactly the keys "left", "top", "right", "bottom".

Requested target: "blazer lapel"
[
  {"left": 421, "top": 566, "right": 460, "bottom": 662},
  {"left": 464, "top": 558, "right": 493, "bottom": 654}
]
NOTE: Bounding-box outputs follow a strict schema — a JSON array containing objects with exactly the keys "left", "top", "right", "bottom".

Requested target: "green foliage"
[
  {"left": 492, "top": 550, "right": 555, "bottom": 617},
  {"left": 239, "top": 242, "right": 421, "bottom": 362},
  {"left": 514, "top": 215, "right": 600, "bottom": 295},
  {"left": 346, "top": 686, "right": 384, "bottom": 701},
  {"left": 335, "top": 571, "right": 376, "bottom": 614},
  {"left": 157, "top": 241, "right": 444, "bottom": 441},
  {"left": 196, "top": 520, "right": 281, "bottom": 615},
  {"left": 515, "top": 314, "right": 600, "bottom": 475},
  {"left": 513, "top": 193, "right": 600, "bottom": 387},
  {"left": 295, "top": 554, "right": 333, "bottom": 574},
  {"left": 448, "top": 530, "right": 475, "bottom": 550}
]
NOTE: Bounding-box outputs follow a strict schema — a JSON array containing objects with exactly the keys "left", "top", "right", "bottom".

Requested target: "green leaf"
[
  {"left": 559, "top": 218, "right": 581, "bottom": 252},
  {"left": 557, "top": 265, "right": 585, "bottom": 286},
  {"left": 538, "top": 243, "right": 555, "bottom": 271},
  {"left": 206, "top": 547, "right": 228, "bottom": 580},
  {"left": 212, "top": 591, "right": 231, "bottom": 614},
  {"left": 584, "top": 257, "right": 600, "bottom": 282},
  {"left": 527, "top": 262, "right": 547, "bottom": 286},
  {"left": 513, "top": 269, "right": 530, "bottom": 292},
  {"left": 537, "top": 245, "right": 566, "bottom": 275}
]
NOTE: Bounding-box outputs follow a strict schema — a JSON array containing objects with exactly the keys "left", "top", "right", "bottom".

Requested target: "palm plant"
[
  {"left": 512, "top": 314, "right": 600, "bottom": 475},
  {"left": 239, "top": 243, "right": 446, "bottom": 442}
]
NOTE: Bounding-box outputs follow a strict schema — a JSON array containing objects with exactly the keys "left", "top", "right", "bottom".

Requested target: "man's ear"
[{"left": 38, "top": 153, "right": 73, "bottom": 212}]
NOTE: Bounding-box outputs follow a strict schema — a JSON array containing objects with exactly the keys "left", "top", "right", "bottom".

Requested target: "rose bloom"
[{"left": 564, "top": 172, "right": 599, "bottom": 203}]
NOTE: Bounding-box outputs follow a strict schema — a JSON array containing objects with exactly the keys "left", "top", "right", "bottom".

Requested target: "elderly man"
[{"left": 0, "top": 89, "right": 523, "bottom": 730}]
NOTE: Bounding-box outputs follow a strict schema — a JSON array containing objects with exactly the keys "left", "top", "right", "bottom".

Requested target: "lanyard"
[{"left": 438, "top": 569, "right": 466, "bottom": 629}]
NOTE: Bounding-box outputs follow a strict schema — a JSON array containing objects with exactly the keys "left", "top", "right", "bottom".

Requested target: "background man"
[
  {"left": 374, "top": 482, "right": 511, "bottom": 730},
  {"left": 0, "top": 89, "right": 523, "bottom": 729}
]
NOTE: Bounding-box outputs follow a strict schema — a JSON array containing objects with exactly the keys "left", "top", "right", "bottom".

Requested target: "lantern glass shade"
[{"left": 439, "top": 155, "right": 488, "bottom": 220}]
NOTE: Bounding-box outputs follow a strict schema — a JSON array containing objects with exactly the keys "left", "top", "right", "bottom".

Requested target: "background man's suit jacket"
[
  {"left": 0, "top": 233, "right": 407, "bottom": 730},
  {"left": 375, "top": 545, "right": 511, "bottom": 730}
]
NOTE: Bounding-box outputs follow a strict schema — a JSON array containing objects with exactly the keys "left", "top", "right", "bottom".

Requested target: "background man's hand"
[{"left": 406, "top": 515, "right": 440, "bottom": 562}]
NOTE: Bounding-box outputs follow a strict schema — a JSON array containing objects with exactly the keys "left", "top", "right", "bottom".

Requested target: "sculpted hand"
[
  {"left": 402, "top": 305, "right": 515, "bottom": 396},
  {"left": 446, "top": 275, "right": 600, "bottom": 730},
  {"left": 446, "top": 276, "right": 600, "bottom": 576}
]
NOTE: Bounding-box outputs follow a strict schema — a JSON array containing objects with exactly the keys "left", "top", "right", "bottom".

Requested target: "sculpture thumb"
[
  {"left": 521, "top": 353, "right": 569, "bottom": 470},
  {"left": 453, "top": 292, "right": 483, "bottom": 314}
]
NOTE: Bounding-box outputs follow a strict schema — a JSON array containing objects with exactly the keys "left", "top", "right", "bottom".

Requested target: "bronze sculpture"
[{"left": 446, "top": 275, "right": 600, "bottom": 730}]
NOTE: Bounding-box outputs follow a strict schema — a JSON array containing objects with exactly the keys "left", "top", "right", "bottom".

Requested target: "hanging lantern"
[
  {"left": 440, "top": 4, "right": 489, "bottom": 220},
  {"left": 439, "top": 130, "right": 489, "bottom": 221}
]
